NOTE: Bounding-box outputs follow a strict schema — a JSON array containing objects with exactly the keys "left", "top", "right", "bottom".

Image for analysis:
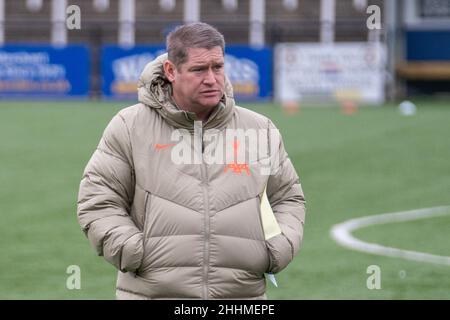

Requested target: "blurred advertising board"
[
  {"left": 101, "top": 45, "right": 272, "bottom": 100},
  {"left": 225, "top": 46, "right": 272, "bottom": 100},
  {"left": 101, "top": 45, "right": 166, "bottom": 99},
  {"left": 275, "top": 43, "right": 386, "bottom": 105},
  {"left": 0, "top": 45, "right": 90, "bottom": 98}
]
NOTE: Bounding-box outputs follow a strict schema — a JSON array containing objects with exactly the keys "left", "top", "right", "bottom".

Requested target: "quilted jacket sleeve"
[
  {"left": 265, "top": 120, "right": 306, "bottom": 274},
  {"left": 77, "top": 113, "right": 143, "bottom": 273}
]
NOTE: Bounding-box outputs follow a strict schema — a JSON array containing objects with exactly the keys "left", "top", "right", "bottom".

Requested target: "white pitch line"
[{"left": 330, "top": 206, "right": 450, "bottom": 266}]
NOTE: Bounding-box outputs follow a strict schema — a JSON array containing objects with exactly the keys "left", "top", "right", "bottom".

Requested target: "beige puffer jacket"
[{"left": 77, "top": 54, "right": 306, "bottom": 299}]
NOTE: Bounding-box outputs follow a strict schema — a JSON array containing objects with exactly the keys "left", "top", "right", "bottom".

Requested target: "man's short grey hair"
[{"left": 166, "top": 22, "right": 225, "bottom": 68}]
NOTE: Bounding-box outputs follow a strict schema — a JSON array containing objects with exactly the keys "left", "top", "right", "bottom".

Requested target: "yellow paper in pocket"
[{"left": 260, "top": 186, "right": 282, "bottom": 240}]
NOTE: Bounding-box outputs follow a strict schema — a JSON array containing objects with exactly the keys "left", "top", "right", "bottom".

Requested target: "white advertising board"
[{"left": 275, "top": 42, "right": 386, "bottom": 104}]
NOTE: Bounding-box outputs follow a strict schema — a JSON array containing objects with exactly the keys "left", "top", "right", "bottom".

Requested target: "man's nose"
[{"left": 203, "top": 68, "right": 216, "bottom": 85}]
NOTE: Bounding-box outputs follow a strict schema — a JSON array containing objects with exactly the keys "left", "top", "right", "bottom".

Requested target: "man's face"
[{"left": 166, "top": 46, "right": 225, "bottom": 112}]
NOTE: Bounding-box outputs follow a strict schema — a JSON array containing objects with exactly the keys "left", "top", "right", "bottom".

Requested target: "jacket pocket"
[
  {"left": 254, "top": 196, "right": 271, "bottom": 274},
  {"left": 142, "top": 191, "right": 152, "bottom": 239},
  {"left": 255, "top": 196, "right": 266, "bottom": 240},
  {"left": 136, "top": 191, "right": 152, "bottom": 274}
]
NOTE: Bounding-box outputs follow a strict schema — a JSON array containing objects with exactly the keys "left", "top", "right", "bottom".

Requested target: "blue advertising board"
[
  {"left": 101, "top": 45, "right": 166, "bottom": 99},
  {"left": 101, "top": 45, "right": 273, "bottom": 100},
  {"left": 225, "top": 46, "right": 273, "bottom": 100},
  {"left": 0, "top": 45, "right": 90, "bottom": 98}
]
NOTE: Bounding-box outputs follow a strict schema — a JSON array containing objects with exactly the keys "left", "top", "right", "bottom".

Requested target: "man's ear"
[{"left": 163, "top": 60, "right": 176, "bottom": 83}]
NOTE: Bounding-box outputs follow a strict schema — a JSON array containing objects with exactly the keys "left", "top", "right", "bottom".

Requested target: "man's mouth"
[
  {"left": 201, "top": 90, "right": 219, "bottom": 94},
  {"left": 200, "top": 90, "right": 220, "bottom": 97}
]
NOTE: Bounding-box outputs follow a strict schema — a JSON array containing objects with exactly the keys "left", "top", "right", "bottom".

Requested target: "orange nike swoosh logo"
[{"left": 155, "top": 143, "right": 176, "bottom": 150}]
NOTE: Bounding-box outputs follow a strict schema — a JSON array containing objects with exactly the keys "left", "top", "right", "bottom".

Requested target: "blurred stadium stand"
[
  {"left": 4, "top": 0, "right": 383, "bottom": 43},
  {"left": 1, "top": 0, "right": 449, "bottom": 99},
  {"left": 2, "top": 0, "right": 383, "bottom": 98}
]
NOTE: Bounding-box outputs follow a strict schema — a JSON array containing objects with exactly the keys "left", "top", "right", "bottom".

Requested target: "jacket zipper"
[
  {"left": 196, "top": 121, "right": 210, "bottom": 300},
  {"left": 201, "top": 163, "right": 210, "bottom": 299}
]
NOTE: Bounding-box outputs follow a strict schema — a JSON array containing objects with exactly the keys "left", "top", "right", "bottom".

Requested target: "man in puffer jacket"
[{"left": 77, "top": 22, "right": 306, "bottom": 300}]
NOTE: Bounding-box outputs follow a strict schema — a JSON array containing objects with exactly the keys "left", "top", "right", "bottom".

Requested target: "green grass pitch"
[{"left": 0, "top": 99, "right": 449, "bottom": 299}]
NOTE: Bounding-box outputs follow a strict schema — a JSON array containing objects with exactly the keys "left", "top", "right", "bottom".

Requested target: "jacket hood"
[{"left": 137, "top": 53, "right": 235, "bottom": 131}]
